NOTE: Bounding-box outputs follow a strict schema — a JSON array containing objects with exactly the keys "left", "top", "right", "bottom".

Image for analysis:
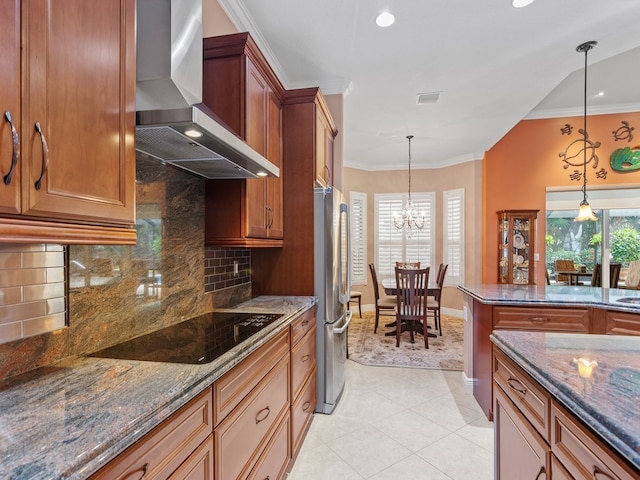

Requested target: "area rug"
[{"left": 348, "top": 311, "right": 464, "bottom": 371}]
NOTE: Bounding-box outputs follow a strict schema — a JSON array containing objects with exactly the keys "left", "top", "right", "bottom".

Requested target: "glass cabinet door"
[{"left": 497, "top": 210, "right": 539, "bottom": 285}]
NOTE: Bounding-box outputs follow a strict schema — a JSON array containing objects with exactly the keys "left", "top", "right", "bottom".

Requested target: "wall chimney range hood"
[{"left": 135, "top": 0, "right": 279, "bottom": 179}]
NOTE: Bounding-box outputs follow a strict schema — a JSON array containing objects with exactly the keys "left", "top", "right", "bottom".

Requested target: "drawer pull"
[
  {"left": 301, "top": 319, "right": 309, "bottom": 327},
  {"left": 528, "top": 316, "right": 549, "bottom": 324},
  {"left": 302, "top": 400, "right": 311, "bottom": 411},
  {"left": 256, "top": 406, "right": 270, "bottom": 424},
  {"left": 3, "top": 111, "right": 19, "bottom": 186},
  {"left": 34, "top": 122, "right": 49, "bottom": 190},
  {"left": 592, "top": 465, "right": 614, "bottom": 479},
  {"left": 506, "top": 376, "right": 527, "bottom": 395},
  {"left": 132, "top": 462, "right": 149, "bottom": 480},
  {"left": 534, "top": 465, "right": 546, "bottom": 480},
  {"left": 301, "top": 354, "right": 310, "bottom": 362}
]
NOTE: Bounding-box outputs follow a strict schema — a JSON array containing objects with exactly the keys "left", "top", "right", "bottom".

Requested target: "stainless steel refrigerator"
[{"left": 314, "top": 187, "right": 352, "bottom": 414}]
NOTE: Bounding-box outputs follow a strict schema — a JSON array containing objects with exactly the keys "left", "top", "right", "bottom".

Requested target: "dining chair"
[
  {"left": 554, "top": 259, "right": 576, "bottom": 284},
  {"left": 427, "top": 264, "right": 448, "bottom": 336},
  {"left": 395, "top": 266, "right": 430, "bottom": 348},
  {"left": 368, "top": 263, "right": 396, "bottom": 333},
  {"left": 591, "top": 263, "right": 622, "bottom": 287},
  {"left": 395, "top": 261, "right": 420, "bottom": 268},
  {"left": 590, "top": 263, "right": 602, "bottom": 287},
  {"left": 625, "top": 260, "right": 640, "bottom": 289},
  {"left": 348, "top": 290, "right": 362, "bottom": 317}
]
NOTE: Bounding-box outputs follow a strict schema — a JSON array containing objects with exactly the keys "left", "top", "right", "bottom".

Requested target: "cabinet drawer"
[
  {"left": 214, "top": 328, "right": 289, "bottom": 425},
  {"left": 493, "top": 306, "right": 590, "bottom": 332},
  {"left": 551, "top": 402, "right": 638, "bottom": 480},
  {"left": 290, "top": 307, "right": 316, "bottom": 346},
  {"left": 215, "top": 355, "right": 290, "bottom": 480},
  {"left": 494, "top": 349, "right": 550, "bottom": 441},
  {"left": 606, "top": 310, "right": 640, "bottom": 335},
  {"left": 91, "top": 387, "right": 212, "bottom": 480},
  {"left": 291, "top": 326, "right": 316, "bottom": 401},
  {"left": 247, "top": 412, "right": 290, "bottom": 480},
  {"left": 291, "top": 367, "right": 316, "bottom": 458},
  {"left": 168, "top": 433, "right": 214, "bottom": 480},
  {"left": 551, "top": 454, "right": 573, "bottom": 480}
]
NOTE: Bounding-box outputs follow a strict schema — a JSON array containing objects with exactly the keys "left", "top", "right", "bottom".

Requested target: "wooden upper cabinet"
[
  {"left": 283, "top": 87, "right": 337, "bottom": 189},
  {"left": 0, "top": 0, "right": 136, "bottom": 244},
  {"left": 0, "top": 0, "right": 21, "bottom": 215},
  {"left": 203, "top": 33, "right": 284, "bottom": 246}
]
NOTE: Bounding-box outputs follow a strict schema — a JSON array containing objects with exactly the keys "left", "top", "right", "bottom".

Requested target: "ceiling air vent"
[{"left": 416, "top": 91, "right": 441, "bottom": 105}]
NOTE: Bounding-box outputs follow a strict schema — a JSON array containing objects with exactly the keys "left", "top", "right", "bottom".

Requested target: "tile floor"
[{"left": 287, "top": 360, "right": 494, "bottom": 480}]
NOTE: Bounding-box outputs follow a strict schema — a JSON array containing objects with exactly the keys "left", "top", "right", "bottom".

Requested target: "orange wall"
[{"left": 484, "top": 112, "right": 640, "bottom": 285}]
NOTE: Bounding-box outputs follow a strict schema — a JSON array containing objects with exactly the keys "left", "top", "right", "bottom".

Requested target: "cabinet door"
[
  {"left": 266, "top": 90, "right": 283, "bottom": 239},
  {"left": 494, "top": 385, "right": 549, "bottom": 480},
  {"left": 315, "top": 108, "right": 329, "bottom": 187},
  {"left": 0, "top": 0, "right": 20, "bottom": 214},
  {"left": 21, "top": 0, "right": 135, "bottom": 226}
]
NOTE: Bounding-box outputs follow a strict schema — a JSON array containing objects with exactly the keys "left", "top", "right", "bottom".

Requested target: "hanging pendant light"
[
  {"left": 394, "top": 135, "right": 425, "bottom": 238},
  {"left": 574, "top": 40, "right": 598, "bottom": 222}
]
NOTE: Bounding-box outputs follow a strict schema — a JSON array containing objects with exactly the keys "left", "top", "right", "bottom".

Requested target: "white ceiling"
[{"left": 218, "top": 0, "right": 640, "bottom": 170}]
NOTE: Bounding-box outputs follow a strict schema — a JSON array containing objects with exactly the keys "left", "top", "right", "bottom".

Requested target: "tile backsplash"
[
  {"left": 0, "top": 157, "right": 252, "bottom": 381},
  {"left": 0, "top": 244, "right": 66, "bottom": 344}
]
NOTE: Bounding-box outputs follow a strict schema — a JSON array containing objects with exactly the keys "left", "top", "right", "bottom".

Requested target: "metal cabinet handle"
[
  {"left": 3, "top": 111, "right": 19, "bottom": 185},
  {"left": 301, "top": 354, "right": 310, "bottom": 362},
  {"left": 506, "top": 376, "right": 527, "bottom": 395},
  {"left": 528, "top": 317, "right": 549, "bottom": 324},
  {"left": 268, "top": 206, "right": 273, "bottom": 228},
  {"left": 534, "top": 465, "right": 546, "bottom": 480},
  {"left": 592, "top": 465, "right": 615, "bottom": 479},
  {"left": 131, "top": 462, "right": 149, "bottom": 480},
  {"left": 34, "top": 122, "right": 49, "bottom": 190},
  {"left": 301, "top": 320, "right": 309, "bottom": 327},
  {"left": 302, "top": 401, "right": 311, "bottom": 412},
  {"left": 255, "top": 406, "right": 270, "bottom": 424}
]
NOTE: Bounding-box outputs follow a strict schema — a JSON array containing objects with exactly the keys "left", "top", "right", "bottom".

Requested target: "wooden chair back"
[
  {"left": 591, "top": 263, "right": 602, "bottom": 287},
  {"left": 395, "top": 266, "right": 430, "bottom": 320},
  {"left": 395, "top": 261, "right": 421, "bottom": 269},
  {"left": 554, "top": 259, "right": 576, "bottom": 283},
  {"left": 369, "top": 263, "right": 382, "bottom": 301},
  {"left": 610, "top": 263, "right": 622, "bottom": 288}
]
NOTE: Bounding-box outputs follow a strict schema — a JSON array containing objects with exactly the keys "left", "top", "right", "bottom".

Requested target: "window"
[
  {"left": 350, "top": 192, "right": 367, "bottom": 285},
  {"left": 443, "top": 188, "right": 464, "bottom": 286},
  {"left": 374, "top": 192, "right": 435, "bottom": 281}
]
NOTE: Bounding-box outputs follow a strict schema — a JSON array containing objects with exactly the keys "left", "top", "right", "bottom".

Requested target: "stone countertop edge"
[
  {"left": 0, "top": 295, "right": 317, "bottom": 480},
  {"left": 458, "top": 283, "right": 640, "bottom": 313},
  {"left": 490, "top": 331, "right": 640, "bottom": 472}
]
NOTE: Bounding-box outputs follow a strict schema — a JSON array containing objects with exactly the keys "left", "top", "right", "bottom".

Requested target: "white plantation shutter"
[
  {"left": 375, "top": 192, "right": 435, "bottom": 282},
  {"left": 350, "top": 192, "right": 367, "bottom": 285},
  {"left": 443, "top": 188, "right": 464, "bottom": 285}
]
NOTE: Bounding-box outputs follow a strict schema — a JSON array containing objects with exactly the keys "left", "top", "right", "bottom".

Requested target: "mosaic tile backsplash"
[{"left": 0, "top": 157, "right": 251, "bottom": 381}]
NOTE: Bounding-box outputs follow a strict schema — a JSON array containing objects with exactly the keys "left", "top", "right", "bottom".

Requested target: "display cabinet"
[{"left": 497, "top": 210, "right": 538, "bottom": 285}]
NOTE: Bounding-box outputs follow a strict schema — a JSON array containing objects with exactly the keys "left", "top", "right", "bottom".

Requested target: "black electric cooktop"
[{"left": 89, "top": 312, "right": 284, "bottom": 365}]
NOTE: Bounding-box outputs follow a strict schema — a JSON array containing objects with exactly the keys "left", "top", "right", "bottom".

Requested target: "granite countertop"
[
  {"left": 491, "top": 330, "right": 640, "bottom": 471},
  {"left": 458, "top": 283, "right": 640, "bottom": 313},
  {"left": 0, "top": 295, "right": 316, "bottom": 480}
]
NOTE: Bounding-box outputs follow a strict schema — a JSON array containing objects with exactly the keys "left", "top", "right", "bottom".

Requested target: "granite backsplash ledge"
[{"left": 0, "top": 157, "right": 252, "bottom": 381}]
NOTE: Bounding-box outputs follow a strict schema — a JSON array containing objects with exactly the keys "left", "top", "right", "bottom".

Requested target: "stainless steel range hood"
[{"left": 136, "top": 0, "right": 279, "bottom": 179}]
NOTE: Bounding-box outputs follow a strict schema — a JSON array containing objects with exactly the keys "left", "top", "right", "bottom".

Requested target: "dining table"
[
  {"left": 556, "top": 270, "right": 593, "bottom": 286},
  {"left": 380, "top": 278, "right": 437, "bottom": 339}
]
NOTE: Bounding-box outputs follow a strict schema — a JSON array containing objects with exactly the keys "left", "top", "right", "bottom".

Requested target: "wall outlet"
[
  {"left": 233, "top": 260, "right": 239, "bottom": 277},
  {"left": 534, "top": 253, "right": 540, "bottom": 261}
]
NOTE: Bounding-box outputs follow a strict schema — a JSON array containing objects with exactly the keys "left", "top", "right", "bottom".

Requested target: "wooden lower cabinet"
[
  {"left": 169, "top": 435, "right": 214, "bottom": 480},
  {"left": 247, "top": 413, "right": 291, "bottom": 480},
  {"left": 494, "top": 385, "right": 549, "bottom": 480},
  {"left": 90, "top": 387, "right": 213, "bottom": 480},
  {"left": 494, "top": 346, "right": 640, "bottom": 480},
  {"left": 605, "top": 310, "right": 640, "bottom": 335}
]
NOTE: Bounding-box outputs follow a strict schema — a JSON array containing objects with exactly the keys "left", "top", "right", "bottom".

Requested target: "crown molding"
[
  {"left": 524, "top": 102, "right": 640, "bottom": 120},
  {"left": 345, "top": 152, "right": 484, "bottom": 171}
]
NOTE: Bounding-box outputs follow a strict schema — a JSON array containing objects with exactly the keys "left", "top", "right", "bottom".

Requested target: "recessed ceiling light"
[
  {"left": 375, "top": 11, "right": 395, "bottom": 27},
  {"left": 184, "top": 129, "right": 203, "bottom": 138},
  {"left": 512, "top": 0, "right": 535, "bottom": 7}
]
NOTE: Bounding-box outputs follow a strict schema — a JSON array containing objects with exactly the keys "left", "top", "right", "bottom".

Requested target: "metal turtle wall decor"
[
  {"left": 610, "top": 121, "right": 640, "bottom": 172},
  {"left": 559, "top": 127, "right": 606, "bottom": 182}
]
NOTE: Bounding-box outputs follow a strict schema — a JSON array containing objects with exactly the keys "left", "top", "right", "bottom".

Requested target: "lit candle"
[{"left": 574, "top": 357, "right": 598, "bottom": 378}]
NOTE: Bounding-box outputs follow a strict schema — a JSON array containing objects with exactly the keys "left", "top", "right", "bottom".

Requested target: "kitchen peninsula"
[
  {"left": 460, "top": 284, "right": 640, "bottom": 479},
  {"left": 0, "top": 296, "right": 316, "bottom": 480}
]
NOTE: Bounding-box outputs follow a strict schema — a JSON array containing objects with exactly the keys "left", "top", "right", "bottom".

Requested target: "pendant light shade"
[{"left": 574, "top": 40, "right": 598, "bottom": 222}]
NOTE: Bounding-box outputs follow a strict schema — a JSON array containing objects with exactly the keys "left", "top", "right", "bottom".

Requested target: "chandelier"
[
  {"left": 574, "top": 40, "right": 598, "bottom": 222},
  {"left": 394, "top": 135, "right": 425, "bottom": 238}
]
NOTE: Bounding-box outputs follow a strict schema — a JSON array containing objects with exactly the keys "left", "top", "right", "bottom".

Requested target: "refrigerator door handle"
[
  {"left": 332, "top": 311, "right": 353, "bottom": 334},
  {"left": 338, "top": 202, "right": 351, "bottom": 305}
]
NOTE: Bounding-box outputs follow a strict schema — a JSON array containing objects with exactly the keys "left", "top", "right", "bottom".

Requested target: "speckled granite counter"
[
  {"left": 491, "top": 330, "right": 640, "bottom": 472},
  {"left": 459, "top": 283, "right": 640, "bottom": 313},
  {"left": 0, "top": 296, "right": 316, "bottom": 480}
]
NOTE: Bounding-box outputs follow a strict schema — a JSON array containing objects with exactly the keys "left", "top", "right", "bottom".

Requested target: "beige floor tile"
[{"left": 287, "top": 360, "right": 494, "bottom": 480}]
